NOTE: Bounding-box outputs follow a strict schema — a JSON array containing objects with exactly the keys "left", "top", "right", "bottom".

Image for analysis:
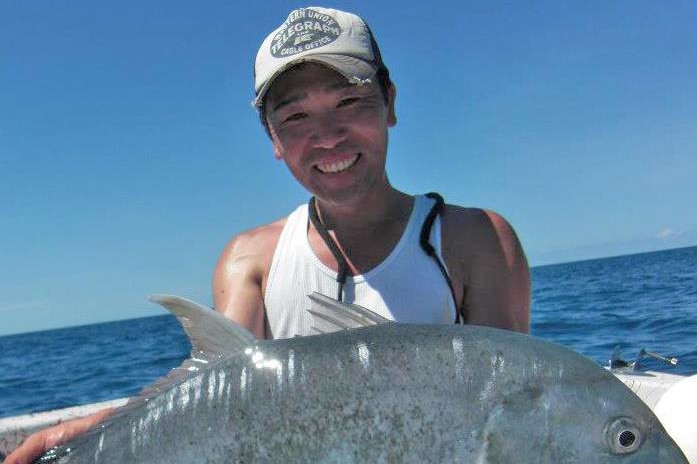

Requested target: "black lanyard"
[
  {"left": 308, "top": 197, "right": 349, "bottom": 302},
  {"left": 307, "top": 193, "right": 464, "bottom": 323}
]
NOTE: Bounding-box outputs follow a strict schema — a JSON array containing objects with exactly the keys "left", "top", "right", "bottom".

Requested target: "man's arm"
[
  {"left": 212, "top": 220, "right": 284, "bottom": 338},
  {"left": 443, "top": 207, "right": 531, "bottom": 333}
]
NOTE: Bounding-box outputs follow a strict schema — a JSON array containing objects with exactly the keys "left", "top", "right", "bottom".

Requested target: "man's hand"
[{"left": 4, "top": 408, "right": 114, "bottom": 464}]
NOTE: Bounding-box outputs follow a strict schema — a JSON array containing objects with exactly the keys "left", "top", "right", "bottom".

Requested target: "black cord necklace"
[
  {"left": 421, "top": 193, "right": 462, "bottom": 324},
  {"left": 306, "top": 194, "right": 463, "bottom": 322},
  {"left": 308, "top": 197, "right": 349, "bottom": 302}
]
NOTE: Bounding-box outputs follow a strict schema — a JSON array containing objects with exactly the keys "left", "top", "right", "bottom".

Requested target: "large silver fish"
[{"left": 36, "top": 294, "right": 688, "bottom": 463}]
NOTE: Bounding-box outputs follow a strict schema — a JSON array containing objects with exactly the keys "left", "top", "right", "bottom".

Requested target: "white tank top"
[{"left": 264, "top": 195, "right": 457, "bottom": 339}]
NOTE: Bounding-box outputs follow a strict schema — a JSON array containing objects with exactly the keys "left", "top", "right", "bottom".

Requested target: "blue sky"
[{"left": 2, "top": 1, "right": 696, "bottom": 335}]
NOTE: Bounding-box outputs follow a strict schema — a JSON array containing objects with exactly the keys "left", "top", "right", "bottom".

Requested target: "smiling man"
[
  {"left": 213, "top": 6, "right": 530, "bottom": 339},
  {"left": 5, "top": 7, "right": 530, "bottom": 463}
]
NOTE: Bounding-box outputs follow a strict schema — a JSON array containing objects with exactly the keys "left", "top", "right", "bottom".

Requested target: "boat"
[{"left": 608, "top": 348, "right": 696, "bottom": 463}]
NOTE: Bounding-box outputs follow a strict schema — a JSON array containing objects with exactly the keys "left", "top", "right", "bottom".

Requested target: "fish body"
[{"left": 37, "top": 295, "right": 688, "bottom": 463}]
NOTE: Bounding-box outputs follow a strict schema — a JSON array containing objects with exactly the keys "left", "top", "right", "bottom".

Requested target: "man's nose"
[{"left": 310, "top": 114, "right": 347, "bottom": 148}]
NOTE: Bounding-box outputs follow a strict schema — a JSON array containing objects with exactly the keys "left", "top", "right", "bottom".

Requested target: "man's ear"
[
  {"left": 386, "top": 84, "right": 397, "bottom": 127},
  {"left": 272, "top": 139, "right": 284, "bottom": 160},
  {"left": 269, "top": 127, "right": 284, "bottom": 160}
]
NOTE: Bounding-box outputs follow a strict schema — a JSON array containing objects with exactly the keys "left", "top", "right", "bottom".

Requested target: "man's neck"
[
  {"left": 313, "top": 187, "right": 413, "bottom": 235},
  {"left": 308, "top": 186, "right": 415, "bottom": 275}
]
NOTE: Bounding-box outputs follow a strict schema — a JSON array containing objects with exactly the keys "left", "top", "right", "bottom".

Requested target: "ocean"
[{"left": 1, "top": 246, "right": 696, "bottom": 419}]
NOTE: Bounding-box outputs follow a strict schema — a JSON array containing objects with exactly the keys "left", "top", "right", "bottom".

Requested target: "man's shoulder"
[
  {"left": 441, "top": 204, "right": 511, "bottom": 237},
  {"left": 212, "top": 216, "right": 292, "bottom": 335},
  {"left": 439, "top": 203, "right": 530, "bottom": 333},
  {"left": 440, "top": 204, "right": 520, "bottom": 257},
  {"left": 219, "top": 216, "right": 289, "bottom": 265},
  {"left": 213, "top": 216, "right": 290, "bottom": 300}
]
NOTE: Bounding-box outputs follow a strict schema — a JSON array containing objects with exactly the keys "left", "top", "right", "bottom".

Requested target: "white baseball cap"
[{"left": 253, "top": 7, "right": 386, "bottom": 108}]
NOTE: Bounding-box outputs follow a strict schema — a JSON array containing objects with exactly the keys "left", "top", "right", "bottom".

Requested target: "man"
[
  {"left": 214, "top": 7, "right": 529, "bottom": 339},
  {"left": 6, "top": 7, "right": 529, "bottom": 463}
]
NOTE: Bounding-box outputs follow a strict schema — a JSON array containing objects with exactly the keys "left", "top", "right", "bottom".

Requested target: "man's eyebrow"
[
  {"left": 271, "top": 93, "right": 306, "bottom": 112},
  {"left": 270, "top": 80, "right": 362, "bottom": 112}
]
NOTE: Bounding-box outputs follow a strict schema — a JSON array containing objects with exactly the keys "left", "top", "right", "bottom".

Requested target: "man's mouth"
[{"left": 315, "top": 154, "right": 360, "bottom": 174}]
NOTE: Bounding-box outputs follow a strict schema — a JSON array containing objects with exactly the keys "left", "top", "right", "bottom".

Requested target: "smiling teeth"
[{"left": 317, "top": 154, "right": 359, "bottom": 173}]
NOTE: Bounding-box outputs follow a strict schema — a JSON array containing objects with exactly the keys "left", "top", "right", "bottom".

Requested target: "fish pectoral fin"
[
  {"left": 306, "top": 292, "right": 391, "bottom": 331},
  {"left": 150, "top": 294, "right": 257, "bottom": 358}
]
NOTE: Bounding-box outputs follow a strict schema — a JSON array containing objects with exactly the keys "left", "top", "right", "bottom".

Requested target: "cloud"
[
  {"left": 0, "top": 301, "right": 47, "bottom": 313},
  {"left": 656, "top": 228, "right": 674, "bottom": 239}
]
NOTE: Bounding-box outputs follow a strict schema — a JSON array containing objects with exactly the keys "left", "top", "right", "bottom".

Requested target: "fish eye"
[{"left": 606, "top": 417, "right": 643, "bottom": 454}]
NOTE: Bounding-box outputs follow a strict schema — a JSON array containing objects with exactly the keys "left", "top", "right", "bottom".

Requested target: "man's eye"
[
  {"left": 338, "top": 97, "right": 359, "bottom": 108},
  {"left": 283, "top": 112, "right": 307, "bottom": 123}
]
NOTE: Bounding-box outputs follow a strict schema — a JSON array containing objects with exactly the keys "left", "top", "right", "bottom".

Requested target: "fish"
[{"left": 35, "top": 293, "right": 688, "bottom": 463}]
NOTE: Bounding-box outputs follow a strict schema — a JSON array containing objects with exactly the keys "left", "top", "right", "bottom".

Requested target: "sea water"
[{"left": 1, "top": 246, "right": 696, "bottom": 418}]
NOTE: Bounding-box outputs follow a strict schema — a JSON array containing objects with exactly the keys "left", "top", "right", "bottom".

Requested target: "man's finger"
[{"left": 4, "top": 427, "right": 51, "bottom": 464}]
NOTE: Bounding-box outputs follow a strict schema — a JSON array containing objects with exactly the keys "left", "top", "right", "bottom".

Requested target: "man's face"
[{"left": 264, "top": 63, "right": 396, "bottom": 204}]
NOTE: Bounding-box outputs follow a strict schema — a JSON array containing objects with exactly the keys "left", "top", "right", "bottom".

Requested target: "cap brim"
[{"left": 253, "top": 55, "right": 378, "bottom": 108}]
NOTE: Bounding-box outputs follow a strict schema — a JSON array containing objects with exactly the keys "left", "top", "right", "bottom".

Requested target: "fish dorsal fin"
[
  {"left": 140, "top": 295, "right": 256, "bottom": 397},
  {"left": 150, "top": 294, "right": 256, "bottom": 359},
  {"left": 307, "top": 292, "right": 391, "bottom": 333},
  {"left": 75, "top": 295, "right": 258, "bottom": 433}
]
